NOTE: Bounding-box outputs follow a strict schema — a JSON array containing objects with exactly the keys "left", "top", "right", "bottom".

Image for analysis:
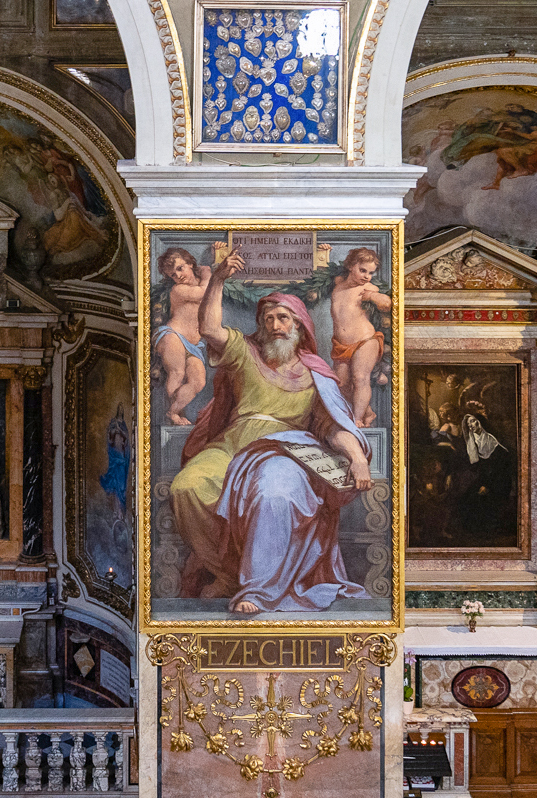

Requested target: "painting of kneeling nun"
[
  {"left": 407, "top": 363, "right": 518, "bottom": 551},
  {"left": 458, "top": 413, "right": 512, "bottom": 544},
  {"left": 171, "top": 251, "right": 373, "bottom": 614}
]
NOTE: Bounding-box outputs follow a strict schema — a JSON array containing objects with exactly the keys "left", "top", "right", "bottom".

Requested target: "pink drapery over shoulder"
[{"left": 182, "top": 293, "right": 338, "bottom": 464}]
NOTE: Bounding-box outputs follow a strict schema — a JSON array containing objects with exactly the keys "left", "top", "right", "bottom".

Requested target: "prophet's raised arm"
[{"left": 198, "top": 247, "right": 245, "bottom": 354}]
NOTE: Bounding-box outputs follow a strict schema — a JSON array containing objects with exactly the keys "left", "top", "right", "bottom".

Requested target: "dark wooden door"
[{"left": 470, "top": 709, "right": 537, "bottom": 797}]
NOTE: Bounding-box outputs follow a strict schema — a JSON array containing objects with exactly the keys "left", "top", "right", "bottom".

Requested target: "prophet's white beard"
[{"left": 259, "top": 325, "right": 301, "bottom": 366}]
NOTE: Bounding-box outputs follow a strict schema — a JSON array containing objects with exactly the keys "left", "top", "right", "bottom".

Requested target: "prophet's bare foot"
[
  {"left": 376, "top": 372, "right": 389, "bottom": 385},
  {"left": 200, "top": 579, "right": 232, "bottom": 599},
  {"left": 167, "top": 412, "right": 191, "bottom": 426},
  {"left": 233, "top": 601, "right": 260, "bottom": 614},
  {"left": 507, "top": 170, "right": 531, "bottom": 178},
  {"left": 481, "top": 183, "right": 500, "bottom": 190},
  {"left": 363, "top": 407, "right": 377, "bottom": 428}
]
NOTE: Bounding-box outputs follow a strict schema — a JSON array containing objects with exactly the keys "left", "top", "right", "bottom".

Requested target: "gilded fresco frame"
[
  {"left": 405, "top": 350, "right": 530, "bottom": 560},
  {"left": 193, "top": 0, "right": 348, "bottom": 153},
  {"left": 139, "top": 218, "right": 404, "bottom": 633}
]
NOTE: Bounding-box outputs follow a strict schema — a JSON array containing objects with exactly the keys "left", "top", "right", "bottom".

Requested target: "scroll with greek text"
[{"left": 279, "top": 441, "right": 353, "bottom": 492}]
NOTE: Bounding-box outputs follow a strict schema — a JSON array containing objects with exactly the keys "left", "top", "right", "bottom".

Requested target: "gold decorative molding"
[
  {"left": 0, "top": 69, "right": 118, "bottom": 169},
  {"left": 15, "top": 366, "right": 47, "bottom": 391},
  {"left": 406, "top": 55, "right": 537, "bottom": 88},
  {"left": 53, "top": 314, "right": 86, "bottom": 346},
  {"left": 348, "top": 0, "right": 390, "bottom": 164},
  {"left": 146, "top": 0, "right": 192, "bottom": 163},
  {"left": 147, "top": 632, "right": 397, "bottom": 792},
  {"left": 404, "top": 57, "right": 537, "bottom": 103}
]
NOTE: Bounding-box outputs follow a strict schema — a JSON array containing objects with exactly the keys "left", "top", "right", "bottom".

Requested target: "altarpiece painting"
[
  {"left": 406, "top": 354, "right": 529, "bottom": 558},
  {"left": 140, "top": 220, "right": 402, "bottom": 631}
]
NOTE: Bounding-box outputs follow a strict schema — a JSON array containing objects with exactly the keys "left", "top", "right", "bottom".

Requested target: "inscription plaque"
[
  {"left": 230, "top": 231, "right": 314, "bottom": 281},
  {"left": 198, "top": 634, "right": 346, "bottom": 670}
]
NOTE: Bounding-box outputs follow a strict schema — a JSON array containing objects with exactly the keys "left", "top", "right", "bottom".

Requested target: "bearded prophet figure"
[{"left": 170, "top": 249, "right": 373, "bottom": 615}]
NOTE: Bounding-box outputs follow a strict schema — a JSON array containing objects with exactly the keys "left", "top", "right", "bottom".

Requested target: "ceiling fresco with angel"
[{"left": 403, "top": 87, "right": 537, "bottom": 255}]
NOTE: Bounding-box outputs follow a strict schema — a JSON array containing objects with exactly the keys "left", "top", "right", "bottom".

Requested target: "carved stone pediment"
[
  {"left": 0, "top": 201, "right": 18, "bottom": 232},
  {"left": 406, "top": 245, "right": 533, "bottom": 291},
  {"left": 405, "top": 229, "right": 537, "bottom": 303},
  {"left": 4, "top": 274, "right": 62, "bottom": 317}
]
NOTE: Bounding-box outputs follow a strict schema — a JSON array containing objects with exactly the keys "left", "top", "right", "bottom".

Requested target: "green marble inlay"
[{"left": 405, "top": 590, "right": 537, "bottom": 609}]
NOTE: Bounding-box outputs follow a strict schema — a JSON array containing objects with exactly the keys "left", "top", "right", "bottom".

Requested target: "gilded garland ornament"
[{"left": 146, "top": 633, "right": 397, "bottom": 788}]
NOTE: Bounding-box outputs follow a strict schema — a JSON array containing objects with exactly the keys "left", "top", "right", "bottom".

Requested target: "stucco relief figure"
[
  {"left": 152, "top": 247, "right": 211, "bottom": 425},
  {"left": 171, "top": 250, "right": 373, "bottom": 614}
]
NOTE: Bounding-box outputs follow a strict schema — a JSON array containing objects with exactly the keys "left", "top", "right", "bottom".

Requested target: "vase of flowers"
[
  {"left": 403, "top": 649, "right": 416, "bottom": 714},
  {"left": 461, "top": 599, "right": 485, "bottom": 632}
]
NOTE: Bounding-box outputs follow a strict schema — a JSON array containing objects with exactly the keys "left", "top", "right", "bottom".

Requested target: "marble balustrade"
[{"left": 0, "top": 710, "right": 136, "bottom": 794}]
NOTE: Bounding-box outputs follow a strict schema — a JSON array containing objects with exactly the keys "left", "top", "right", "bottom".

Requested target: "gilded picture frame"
[
  {"left": 65, "top": 332, "right": 135, "bottom": 619},
  {"left": 193, "top": 0, "right": 348, "bottom": 153},
  {"left": 406, "top": 351, "right": 530, "bottom": 559},
  {"left": 51, "top": 0, "right": 116, "bottom": 28},
  {"left": 139, "top": 219, "right": 404, "bottom": 632}
]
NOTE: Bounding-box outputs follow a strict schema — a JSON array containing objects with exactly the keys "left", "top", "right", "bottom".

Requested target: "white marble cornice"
[{"left": 117, "top": 162, "right": 424, "bottom": 219}]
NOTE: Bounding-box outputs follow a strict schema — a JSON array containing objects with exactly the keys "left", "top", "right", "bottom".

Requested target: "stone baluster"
[
  {"left": 69, "top": 733, "right": 86, "bottom": 792},
  {"left": 114, "top": 735, "right": 123, "bottom": 791},
  {"left": 47, "top": 734, "right": 64, "bottom": 792},
  {"left": 24, "top": 734, "right": 42, "bottom": 792},
  {"left": 92, "top": 733, "right": 109, "bottom": 792},
  {"left": 2, "top": 732, "right": 20, "bottom": 792}
]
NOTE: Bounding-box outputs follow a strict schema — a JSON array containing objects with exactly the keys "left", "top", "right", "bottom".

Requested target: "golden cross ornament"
[{"left": 230, "top": 673, "right": 312, "bottom": 756}]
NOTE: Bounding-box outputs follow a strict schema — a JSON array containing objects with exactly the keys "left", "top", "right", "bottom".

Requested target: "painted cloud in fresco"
[{"left": 403, "top": 88, "right": 537, "bottom": 253}]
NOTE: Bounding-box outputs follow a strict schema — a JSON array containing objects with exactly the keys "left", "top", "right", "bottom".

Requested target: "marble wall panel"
[{"left": 420, "top": 658, "right": 537, "bottom": 709}]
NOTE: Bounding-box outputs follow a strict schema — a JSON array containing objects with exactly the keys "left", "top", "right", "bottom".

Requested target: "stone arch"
[
  {"left": 404, "top": 56, "right": 537, "bottom": 108},
  {"left": 107, "top": 0, "right": 190, "bottom": 165},
  {"left": 350, "top": 0, "right": 429, "bottom": 165}
]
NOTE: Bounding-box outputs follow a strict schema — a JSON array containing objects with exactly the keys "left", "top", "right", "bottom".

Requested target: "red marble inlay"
[
  {"left": 405, "top": 308, "right": 537, "bottom": 323},
  {"left": 454, "top": 731, "right": 465, "bottom": 787}
]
